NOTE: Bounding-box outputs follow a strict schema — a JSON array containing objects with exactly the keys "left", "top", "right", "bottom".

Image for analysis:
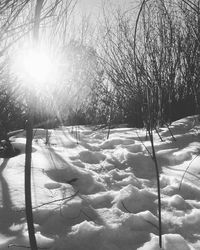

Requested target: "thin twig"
[
  {"left": 121, "top": 201, "right": 159, "bottom": 230},
  {"left": 148, "top": 129, "right": 162, "bottom": 248},
  {"left": 121, "top": 200, "right": 132, "bottom": 213},
  {"left": 179, "top": 153, "right": 200, "bottom": 190},
  {"left": 155, "top": 127, "right": 164, "bottom": 142},
  {"left": 165, "top": 123, "right": 176, "bottom": 141},
  {"left": 32, "top": 191, "right": 79, "bottom": 210},
  {"left": 81, "top": 209, "right": 94, "bottom": 221},
  {"left": 135, "top": 130, "right": 152, "bottom": 157},
  {"left": 17, "top": 191, "right": 79, "bottom": 212},
  {"left": 59, "top": 202, "right": 81, "bottom": 220},
  {"left": 8, "top": 244, "right": 49, "bottom": 249}
]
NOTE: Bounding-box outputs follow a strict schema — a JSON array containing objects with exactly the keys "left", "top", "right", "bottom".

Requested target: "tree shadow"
[
  {"left": 0, "top": 159, "right": 25, "bottom": 235},
  {"left": 47, "top": 146, "right": 71, "bottom": 169},
  {"left": 44, "top": 146, "right": 79, "bottom": 182}
]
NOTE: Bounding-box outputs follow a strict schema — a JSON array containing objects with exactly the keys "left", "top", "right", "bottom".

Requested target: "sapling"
[
  {"left": 145, "top": 88, "right": 162, "bottom": 248},
  {"left": 165, "top": 122, "right": 176, "bottom": 141},
  {"left": 25, "top": 116, "right": 37, "bottom": 249},
  {"left": 133, "top": 1, "right": 162, "bottom": 247},
  {"left": 148, "top": 125, "right": 162, "bottom": 248},
  {"left": 179, "top": 152, "right": 200, "bottom": 190},
  {"left": 107, "top": 106, "right": 112, "bottom": 140},
  {"left": 24, "top": 1, "right": 44, "bottom": 249},
  {"left": 155, "top": 127, "right": 164, "bottom": 142},
  {"left": 45, "top": 129, "right": 50, "bottom": 145}
]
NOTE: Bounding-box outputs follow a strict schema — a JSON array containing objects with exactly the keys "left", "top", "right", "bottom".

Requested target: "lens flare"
[{"left": 13, "top": 46, "right": 59, "bottom": 92}]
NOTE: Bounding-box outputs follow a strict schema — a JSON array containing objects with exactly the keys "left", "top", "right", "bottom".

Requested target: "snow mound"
[
  {"left": 87, "top": 191, "right": 115, "bottom": 209},
  {"left": 45, "top": 166, "right": 105, "bottom": 194},
  {"left": 34, "top": 197, "right": 100, "bottom": 237},
  {"left": 79, "top": 141, "right": 100, "bottom": 151},
  {"left": 157, "top": 148, "right": 192, "bottom": 166},
  {"left": 100, "top": 138, "right": 134, "bottom": 149},
  {"left": 162, "top": 178, "right": 200, "bottom": 201},
  {"left": 108, "top": 169, "right": 142, "bottom": 188},
  {"left": 162, "top": 194, "right": 191, "bottom": 210},
  {"left": 139, "top": 233, "right": 194, "bottom": 250},
  {"left": 51, "top": 221, "right": 103, "bottom": 250},
  {"left": 122, "top": 143, "right": 144, "bottom": 153},
  {"left": 182, "top": 209, "right": 200, "bottom": 233},
  {"left": 160, "top": 115, "right": 199, "bottom": 137},
  {"left": 125, "top": 152, "right": 156, "bottom": 179},
  {"left": 78, "top": 150, "right": 106, "bottom": 164},
  {"left": 113, "top": 184, "right": 157, "bottom": 214}
]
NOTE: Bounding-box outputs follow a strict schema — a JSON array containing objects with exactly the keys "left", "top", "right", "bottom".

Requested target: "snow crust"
[{"left": 0, "top": 115, "right": 200, "bottom": 249}]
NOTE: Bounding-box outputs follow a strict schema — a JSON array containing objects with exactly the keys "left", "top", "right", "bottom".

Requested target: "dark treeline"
[{"left": 90, "top": 0, "right": 200, "bottom": 128}]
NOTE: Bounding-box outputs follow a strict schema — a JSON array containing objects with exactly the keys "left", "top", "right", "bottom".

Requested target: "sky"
[{"left": 78, "top": 0, "right": 137, "bottom": 17}]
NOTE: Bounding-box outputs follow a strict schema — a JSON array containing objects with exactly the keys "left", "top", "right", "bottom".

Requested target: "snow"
[{"left": 1, "top": 115, "right": 200, "bottom": 249}]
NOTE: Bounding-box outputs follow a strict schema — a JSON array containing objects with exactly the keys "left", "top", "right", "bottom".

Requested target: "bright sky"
[{"left": 78, "top": 0, "right": 137, "bottom": 16}]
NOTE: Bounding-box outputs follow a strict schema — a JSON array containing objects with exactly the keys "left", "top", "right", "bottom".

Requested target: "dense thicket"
[
  {"left": 1, "top": 0, "right": 200, "bottom": 133},
  {"left": 85, "top": 0, "right": 200, "bottom": 128}
]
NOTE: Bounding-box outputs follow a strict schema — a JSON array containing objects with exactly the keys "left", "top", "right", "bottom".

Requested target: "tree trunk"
[
  {"left": 25, "top": 118, "right": 37, "bottom": 249},
  {"left": 25, "top": 1, "right": 44, "bottom": 249}
]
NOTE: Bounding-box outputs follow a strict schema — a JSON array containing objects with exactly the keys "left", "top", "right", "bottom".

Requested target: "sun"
[
  {"left": 12, "top": 46, "right": 59, "bottom": 92},
  {"left": 21, "top": 50, "right": 53, "bottom": 83}
]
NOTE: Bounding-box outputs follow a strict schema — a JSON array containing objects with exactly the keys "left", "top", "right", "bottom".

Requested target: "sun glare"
[
  {"left": 13, "top": 47, "right": 59, "bottom": 92},
  {"left": 22, "top": 50, "right": 52, "bottom": 83}
]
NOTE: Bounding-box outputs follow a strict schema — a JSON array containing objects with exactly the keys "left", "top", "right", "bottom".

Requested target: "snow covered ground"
[{"left": 1, "top": 115, "right": 200, "bottom": 249}]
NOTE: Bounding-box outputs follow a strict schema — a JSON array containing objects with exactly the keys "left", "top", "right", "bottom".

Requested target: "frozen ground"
[{"left": 1, "top": 115, "right": 200, "bottom": 249}]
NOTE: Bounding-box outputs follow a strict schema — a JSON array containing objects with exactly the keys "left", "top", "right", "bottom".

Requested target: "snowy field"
[{"left": 1, "top": 115, "right": 200, "bottom": 249}]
